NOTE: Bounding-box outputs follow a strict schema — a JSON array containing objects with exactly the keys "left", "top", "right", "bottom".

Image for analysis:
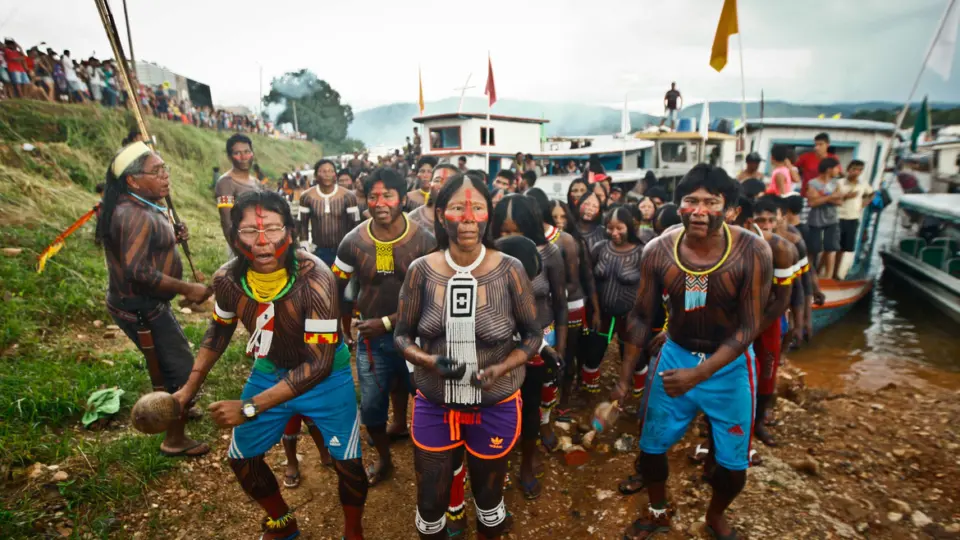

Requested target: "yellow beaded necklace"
[
  {"left": 245, "top": 267, "right": 290, "bottom": 303},
  {"left": 367, "top": 213, "right": 410, "bottom": 274},
  {"left": 672, "top": 222, "right": 732, "bottom": 312}
]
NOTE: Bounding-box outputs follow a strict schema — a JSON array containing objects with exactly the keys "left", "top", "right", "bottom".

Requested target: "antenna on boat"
[{"left": 455, "top": 73, "right": 475, "bottom": 114}]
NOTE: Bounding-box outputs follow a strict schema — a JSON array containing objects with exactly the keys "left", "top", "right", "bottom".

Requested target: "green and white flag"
[{"left": 911, "top": 96, "right": 931, "bottom": 152}]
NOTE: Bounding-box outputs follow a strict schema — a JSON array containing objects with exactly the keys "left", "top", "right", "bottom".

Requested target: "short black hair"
[
  {"left": 674, "top": 164, "right": 740, "bottom": 209},
  {"left": 848, "top": 159, "right": 865, "bottom": 169},
  {"left": 754, "top": 196, "right": 781, "bottom": 216},
  {"left": 818, "top": 157, "right": 840, "bottom": 174},
  {"left": 522, "top": 170, "right": 538, "bottom": 188},
  {"left": 782, "top": 194, "right": 805, "bottom": 215},
  {"left": 575, "top": 191, "right": 603, "bottom": 224},
  {"left": 814, "top": 132, "right": 830, "bottom": 143},
  {"left": 771, "top": 144, "right": 789, "bottom": 161},
  {"left": 229, "top": 190, "right": 298, "bottom": 281},
  {"left": 496, "top": 169, "right": 515, "bottom": 182},
  {"left": 567, "top": 178, "right": 588, "bottom": 207},
  {"left": 495, "top": 236, "right": 542, "bottom": 280},
  {"left": 226, "top": 133, "right": 253, "bottom": 156},
  {"left": 653, "top": 203, "right": 681, "bottom": 233},
  {"left": 735, "top": 196, "right": 754, "bottom": 224},
  {"left": 492, "top": 194, "right": 548, "bottom": 245},
  {"left": 524, "top": 188, "right": 551, "bottom": 225},
  {"left": 337, "top": 169, "right": 356, "bottom": 181},
  {"left": 458, "top": 156, "right": 467, "bottom": 163},
  {"left": 604, "top": 206, "right": 642, "bottom": 245},
  {"left": 646, "top": 186, "right": 668, "bottom": 203},
  {"left": 362, "top": 167, "right": 407, "bottom": 197},
  {"left": 433, "top": 171, "right": 497, "bottom": 250},
  {"left": 524, "top": 153, "right": 534, "bottom": 161},
  {"left": 416, "top": 156, "right": 438, "bottom": 170}
]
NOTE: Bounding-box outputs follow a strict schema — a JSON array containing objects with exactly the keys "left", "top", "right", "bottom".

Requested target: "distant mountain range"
[{"left": 348, "top": 97, "right": 960, "bottom": 147}]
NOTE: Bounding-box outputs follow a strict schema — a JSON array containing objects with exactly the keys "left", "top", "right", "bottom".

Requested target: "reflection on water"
[{"left": 791, "top": 176, "right": 960, "bottom": 391}]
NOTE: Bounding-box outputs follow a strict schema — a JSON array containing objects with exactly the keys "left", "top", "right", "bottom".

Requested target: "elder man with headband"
[{"left": 96, "top": 141, "right": 213, "bottom": 458}]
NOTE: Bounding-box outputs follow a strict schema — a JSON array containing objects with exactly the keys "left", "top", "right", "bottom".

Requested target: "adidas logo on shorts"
[{"left": 329, "top": 436, "right": 341, "bottom": 447}]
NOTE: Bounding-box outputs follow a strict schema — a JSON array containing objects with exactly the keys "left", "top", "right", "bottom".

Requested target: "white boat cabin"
[
  {"left": 918, "top": 138, "right": 960, "bottom": 193},
  {"left": 631, "top": 131, "right": 738, "bottom": 184},
  {"left": 737, "top": 118, "right": 895, "bottom": 190}
]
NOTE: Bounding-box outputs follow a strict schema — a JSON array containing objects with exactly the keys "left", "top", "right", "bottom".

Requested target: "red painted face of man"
[
  {"left": 368, "top": 181, "right": 402, "bottom": 226},
  {"left": 679, "top": 188, "right": 725, "bottom": 237}
]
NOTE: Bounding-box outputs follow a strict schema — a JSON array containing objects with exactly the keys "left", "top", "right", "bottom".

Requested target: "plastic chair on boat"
[
  {"left": 899, "top": 238, "right": 926, "bottom": 257},
  {"left": 919, "top": 246, "right": 948, "bottom": 270},
  {"left": 931, "top": 238, "right": 960, "bottom": 257},
  {"left": 946, "top": 258, "right": 960, "bottom": 279}
]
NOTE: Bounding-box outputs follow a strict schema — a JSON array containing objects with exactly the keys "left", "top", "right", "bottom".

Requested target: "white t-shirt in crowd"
[{"left": 836, "top": 179, "right": 874, "bottom": 220}]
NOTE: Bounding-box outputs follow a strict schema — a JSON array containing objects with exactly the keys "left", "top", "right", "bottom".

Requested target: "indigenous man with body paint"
[
  {"left": 780, "top": 194, "right": 826, "bottom": 341},
  {"left": 407, "top": 156, "right": 437, "bottom": 210},
  {"left": 409, "top": 163, "right": 458, "bottom": 231},
  {"left": 395, "top": 172, "right": 541, "bottom": 540},
  {"left": 173, "top": 191, "right": 368, "bottom": 540},
  {"left": 332, "top": 168, "right": 438, "bottom": 487},
  {"left": 299, "top": 159, "right": 362, "bottom": 268},
  {"left": 612, "top": 164, "right": 773, "bottom": 540},
  {"left": 215, "top": 134, "right": 262, "bottom": 245},
  {"left": 97, "top": 142, "right": 213, "bottom": 458}
]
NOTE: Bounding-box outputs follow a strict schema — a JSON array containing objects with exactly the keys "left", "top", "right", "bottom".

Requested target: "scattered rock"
[
  {"left": 28, "top": 463, "right": 47, "bottom": 479},
  {"left": 56, "top": 526, "right": 72, "bottom": 537},
  {"left": 1, "top": 247, "right": 22, "bottom": 256},
  {"left": 554, "top": 421, "right": 572, "bottom": 432},
  {"left": 945, "top": 523, "right": 960, "bottom": 533},
  {"left": 51, "top": 471, "right": 69, "bottom": 482},
  {"left": 613, "top": 434, "right": 635, "bottom": 452},
  {"left": 595, "top": 489, "right": 615, "bottom": 502},
  {"left": 102, "top": 331, "right": 117, "bottom": 340},
  {"left": 856, "top": 522, "right": 869, "bottom": 533},
  {"left": 180, "top": 307, "right": 193, "bottom": 315},
  {"left": 911, "top": 511, "right": 932, "bottom": 528},
  {"left": 870, "top": 403, "right": 885, "bottom": 411},
  {"left": 688, "top": 520, "right": 705, "bottom": 536},
  {"left": 789, "top": 457, "right": 820, "bottom": 477},
  {"left": 889, "top": 498, "right": 912, "bottom": 514},
  {"left": 888, "top": 512, "right": 904, "bottom": 522},
  {"left": 892, "top": 448, "right": 907, "bottom": 458},
  {"left": 107, "top": 324, "right": 120, "bottom": 331},
  {"left": 93, "top": 320, "right": 104, "bottom": 328}
]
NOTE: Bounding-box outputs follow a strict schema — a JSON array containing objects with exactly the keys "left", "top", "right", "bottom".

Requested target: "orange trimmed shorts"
[{"left": 411, "top": 390, "right": 521, "bottom": 459}]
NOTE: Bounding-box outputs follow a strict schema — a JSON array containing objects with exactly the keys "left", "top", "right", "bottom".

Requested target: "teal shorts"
[
  {"left": 639, "top": 338, "right": 756, "bottom": 471},
  {"left": 227, "top": 358, "right": 362, "bottom": 461}
]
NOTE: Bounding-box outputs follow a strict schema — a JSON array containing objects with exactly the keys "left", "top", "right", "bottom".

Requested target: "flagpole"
[
  {"left": 735, "top": 4, "right": 748, "bottom": 154},
  {"left": 621, "top": 93, "right": 627, "bottom": 170},
  {"left": 882, "top": 0, "right": 957, "bottom": 182},
  {"left": 486, "top": 51, "right": 492, "bottom": 174}
]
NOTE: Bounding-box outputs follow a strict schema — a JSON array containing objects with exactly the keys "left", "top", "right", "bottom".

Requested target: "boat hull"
[
  {"left": 811, "top": 278, "right": 873, "bottom": 333},
  {"left": 879, "top": 249, "right": 960, "bottom": 324}
]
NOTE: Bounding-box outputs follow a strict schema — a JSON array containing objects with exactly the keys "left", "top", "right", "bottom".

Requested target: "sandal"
[
  {"left": 520, "top": 477, "right": 541, "bottom": 500},
  {"left": 160, "top": 441, "right": 210, "bottom": 458},
  {"left": 705, "top": 524, "right": 739, "bottom": 540},
  {"left": 283, "top": 471, "right": 301, "bottom": 488},
  {"left": 622, "top": 518, "right": 670, "bottom": 539},
  {"left": 689, "top": 444, "right": 709, "bottom": 464},
  {"left": 618, "top": 474, "right": 645, "bottom": 495},
  {"left": 540, "top": 432, "right": 561, "bottom": 453},
  {"left": 749, "top": 449, "right": 762, "bottom": 466}
]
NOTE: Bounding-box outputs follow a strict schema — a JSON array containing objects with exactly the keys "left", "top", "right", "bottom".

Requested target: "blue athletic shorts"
[
  {"left": 780, "top": 314, "right": 789, "bottom": 335},
  {"left": 639, "top": 338, "right": 756, "bottom": 471},
  {"left": 228, "top": 362, "right": 362, "bottom": 461}
]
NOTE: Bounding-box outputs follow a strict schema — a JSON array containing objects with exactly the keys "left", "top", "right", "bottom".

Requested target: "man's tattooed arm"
[
  {"left": 262, "top": 267, "right": 339, "bottom": 407},
  {"left": 787, "top": 243, "right": 804, "bottom": 325},
  {"left": 332, "top": 233, "right": 358, "bottom": 299},
  {"left": 545, "top": 246, "right": 569, "bottom": 356},
  {"left": 115, "top": 206, "right": 191, "bottom": 296},
  {"left": 506, "top": 258, "right": 542, "bottom": 372},
  {"left": 394, "top": 258, "right": 433, "bottom": 367},
  {"left": 178, "top": 268, "right": 239, "bottom": 398},
  {"left": 618, "top": 241, "right": 663, "bottom": 389},
  {"left": 698, "top": 236, "right": 773, "bottom": 380},
  {"left": 214, "top": 180, "right": 234, "bottom": 244}
]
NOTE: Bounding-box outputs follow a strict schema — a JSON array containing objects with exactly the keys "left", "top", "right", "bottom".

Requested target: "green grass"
[{"left": 0, "top": 100, "right": 325, "bottom": 538}]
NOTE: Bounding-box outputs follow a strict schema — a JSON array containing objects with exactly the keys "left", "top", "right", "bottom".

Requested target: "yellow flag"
[
  {"left": 710, "top": 0, "right": 739, "bottom": 72},
  {"left": 818, "top": 113, "right": 825, "bottom": 119},
  {"left": 418, "top": 67, "right": 425, "bottom": 115},
  {"left": 831, "top": 113, "right": 842, "bottom": 119}
]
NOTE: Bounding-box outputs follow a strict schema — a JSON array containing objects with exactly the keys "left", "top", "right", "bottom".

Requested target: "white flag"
[
  {"left": 926, "top": 0, "right": 960, "bottom": 80},
  {"left": 699, "top": 101, "right": 710, "bottom": 140},
  {"left": 620, "top": 95, "right": 632, "bottom": 136}
]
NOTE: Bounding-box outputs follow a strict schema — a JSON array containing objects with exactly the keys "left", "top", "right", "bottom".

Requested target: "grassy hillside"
[{"left": 0, "top": 100, "right": 324, "bottom": 538}]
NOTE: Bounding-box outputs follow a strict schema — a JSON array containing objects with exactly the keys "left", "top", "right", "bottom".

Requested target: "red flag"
[{"left": 484, "top": 54, "right": 497, "bottom": 107}]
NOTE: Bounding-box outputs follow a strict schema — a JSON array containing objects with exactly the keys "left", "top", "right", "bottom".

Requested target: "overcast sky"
[{"left": 5, "top": 0, "right": 960, "bottom": 114}]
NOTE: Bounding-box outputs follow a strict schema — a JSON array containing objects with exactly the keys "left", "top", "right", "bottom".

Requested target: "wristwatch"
[{"left": 241, "top": 399, "right": 258, "bottom": 420}]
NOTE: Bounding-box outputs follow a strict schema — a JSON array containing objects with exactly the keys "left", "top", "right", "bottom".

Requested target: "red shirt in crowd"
[
  {"left": 3, "top": 47, "right": 26, "bottom": 73},
  {"left": 795, "top": 151, "right": 839, "bottom": 192}
]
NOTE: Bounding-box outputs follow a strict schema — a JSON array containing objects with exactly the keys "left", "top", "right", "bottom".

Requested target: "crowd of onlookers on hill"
[{"left": 1, "top": 37, "right": 269, "bottom": 135}]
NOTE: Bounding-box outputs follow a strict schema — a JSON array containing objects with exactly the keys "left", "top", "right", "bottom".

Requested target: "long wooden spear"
[{"left": 91, "top": 0, "right": 201, "bottom": 282}]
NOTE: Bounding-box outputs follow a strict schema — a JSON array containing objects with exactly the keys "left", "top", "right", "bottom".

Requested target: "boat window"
[
  {"left": 661, "top": 141, "right": 689, "bottom": 163},
  {"left": 430, "top": 127, "right": 461, "bottom": 150},
  {"left": 480, "top": 127, "right": 496, "bottom": 146}
]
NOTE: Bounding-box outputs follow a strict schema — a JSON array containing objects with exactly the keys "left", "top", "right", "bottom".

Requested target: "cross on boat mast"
[{"left": 454, "top": 73, "right": 475, "bottom": 114}]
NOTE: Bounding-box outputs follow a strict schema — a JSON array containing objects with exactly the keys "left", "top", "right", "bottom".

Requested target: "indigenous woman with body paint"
[
  {"left": 545, "top": 199, "right": 602, "bottom": 404},
  {"left": 566, "top": 177, "right": 589, "bottom": 209},
  {"left": 173, "top": 191, "right": 368, "bottom": 540},
  {"left": 581, "top": 206, "right": 648, "bottom": 394},
  {"left": 575, "top": 190, "right": 606, "bottom": 250},
  {"left": 395, "top": 172, "right": 541, "bottom": 540},
  {"left": 492, "top": 193, "right": 568, "bottom": 500}
]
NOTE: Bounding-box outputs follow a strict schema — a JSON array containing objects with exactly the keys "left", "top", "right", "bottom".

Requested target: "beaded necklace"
[
  {"left": 367, "top": 214, "right": 410, "bottom": 274},
  {"left": 672, "top": 222, "right": 732, "bottom": 312}
]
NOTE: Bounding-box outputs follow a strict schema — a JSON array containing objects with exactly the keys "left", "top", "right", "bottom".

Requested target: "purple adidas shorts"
[{"left": 412, "top": 390, "right": 521, "bottom": 460}]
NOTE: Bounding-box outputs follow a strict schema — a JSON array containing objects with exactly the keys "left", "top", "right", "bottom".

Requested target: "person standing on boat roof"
[
  {"left": 612, "top": 164, "right": 772, "bottom": 540},
  {"left": 660, "top": 82, "right": 682, "bottom": 130}
]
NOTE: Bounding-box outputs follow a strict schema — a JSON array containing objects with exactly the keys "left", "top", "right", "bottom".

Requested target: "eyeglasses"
[
  {"left": 139, "top": 163, "right": 170, "bottom": 177},
  {"left": 237, "top": 226, "right": 286, "bottom": 242},
  {"left": 232, "top": 150, "right": 254, "bottom": 157}
]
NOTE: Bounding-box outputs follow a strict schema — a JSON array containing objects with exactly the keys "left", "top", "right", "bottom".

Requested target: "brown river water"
[{"left": 793, "top": 180, "right": 960, "bottom": 391}]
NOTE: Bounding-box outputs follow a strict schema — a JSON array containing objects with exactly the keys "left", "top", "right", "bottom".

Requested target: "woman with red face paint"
[
  {"left": 491, "top": 193, "right": 568, "bottom": 500},
  {"left": 395, "top": 172, "right": 541, "bottom": 540},
  {"left": 566, "top": 178, "right": 589, "bottom": 210},
  {"left": 174, "top": 190, "right": 368, "bottom": 540},
  {"left": 574, "top": 190, "right": 606, "bottom": 250}
]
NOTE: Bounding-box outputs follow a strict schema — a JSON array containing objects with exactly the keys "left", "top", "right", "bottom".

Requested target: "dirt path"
[{"left": 113, "top": 362, "right": 960, "bottom": 540}]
